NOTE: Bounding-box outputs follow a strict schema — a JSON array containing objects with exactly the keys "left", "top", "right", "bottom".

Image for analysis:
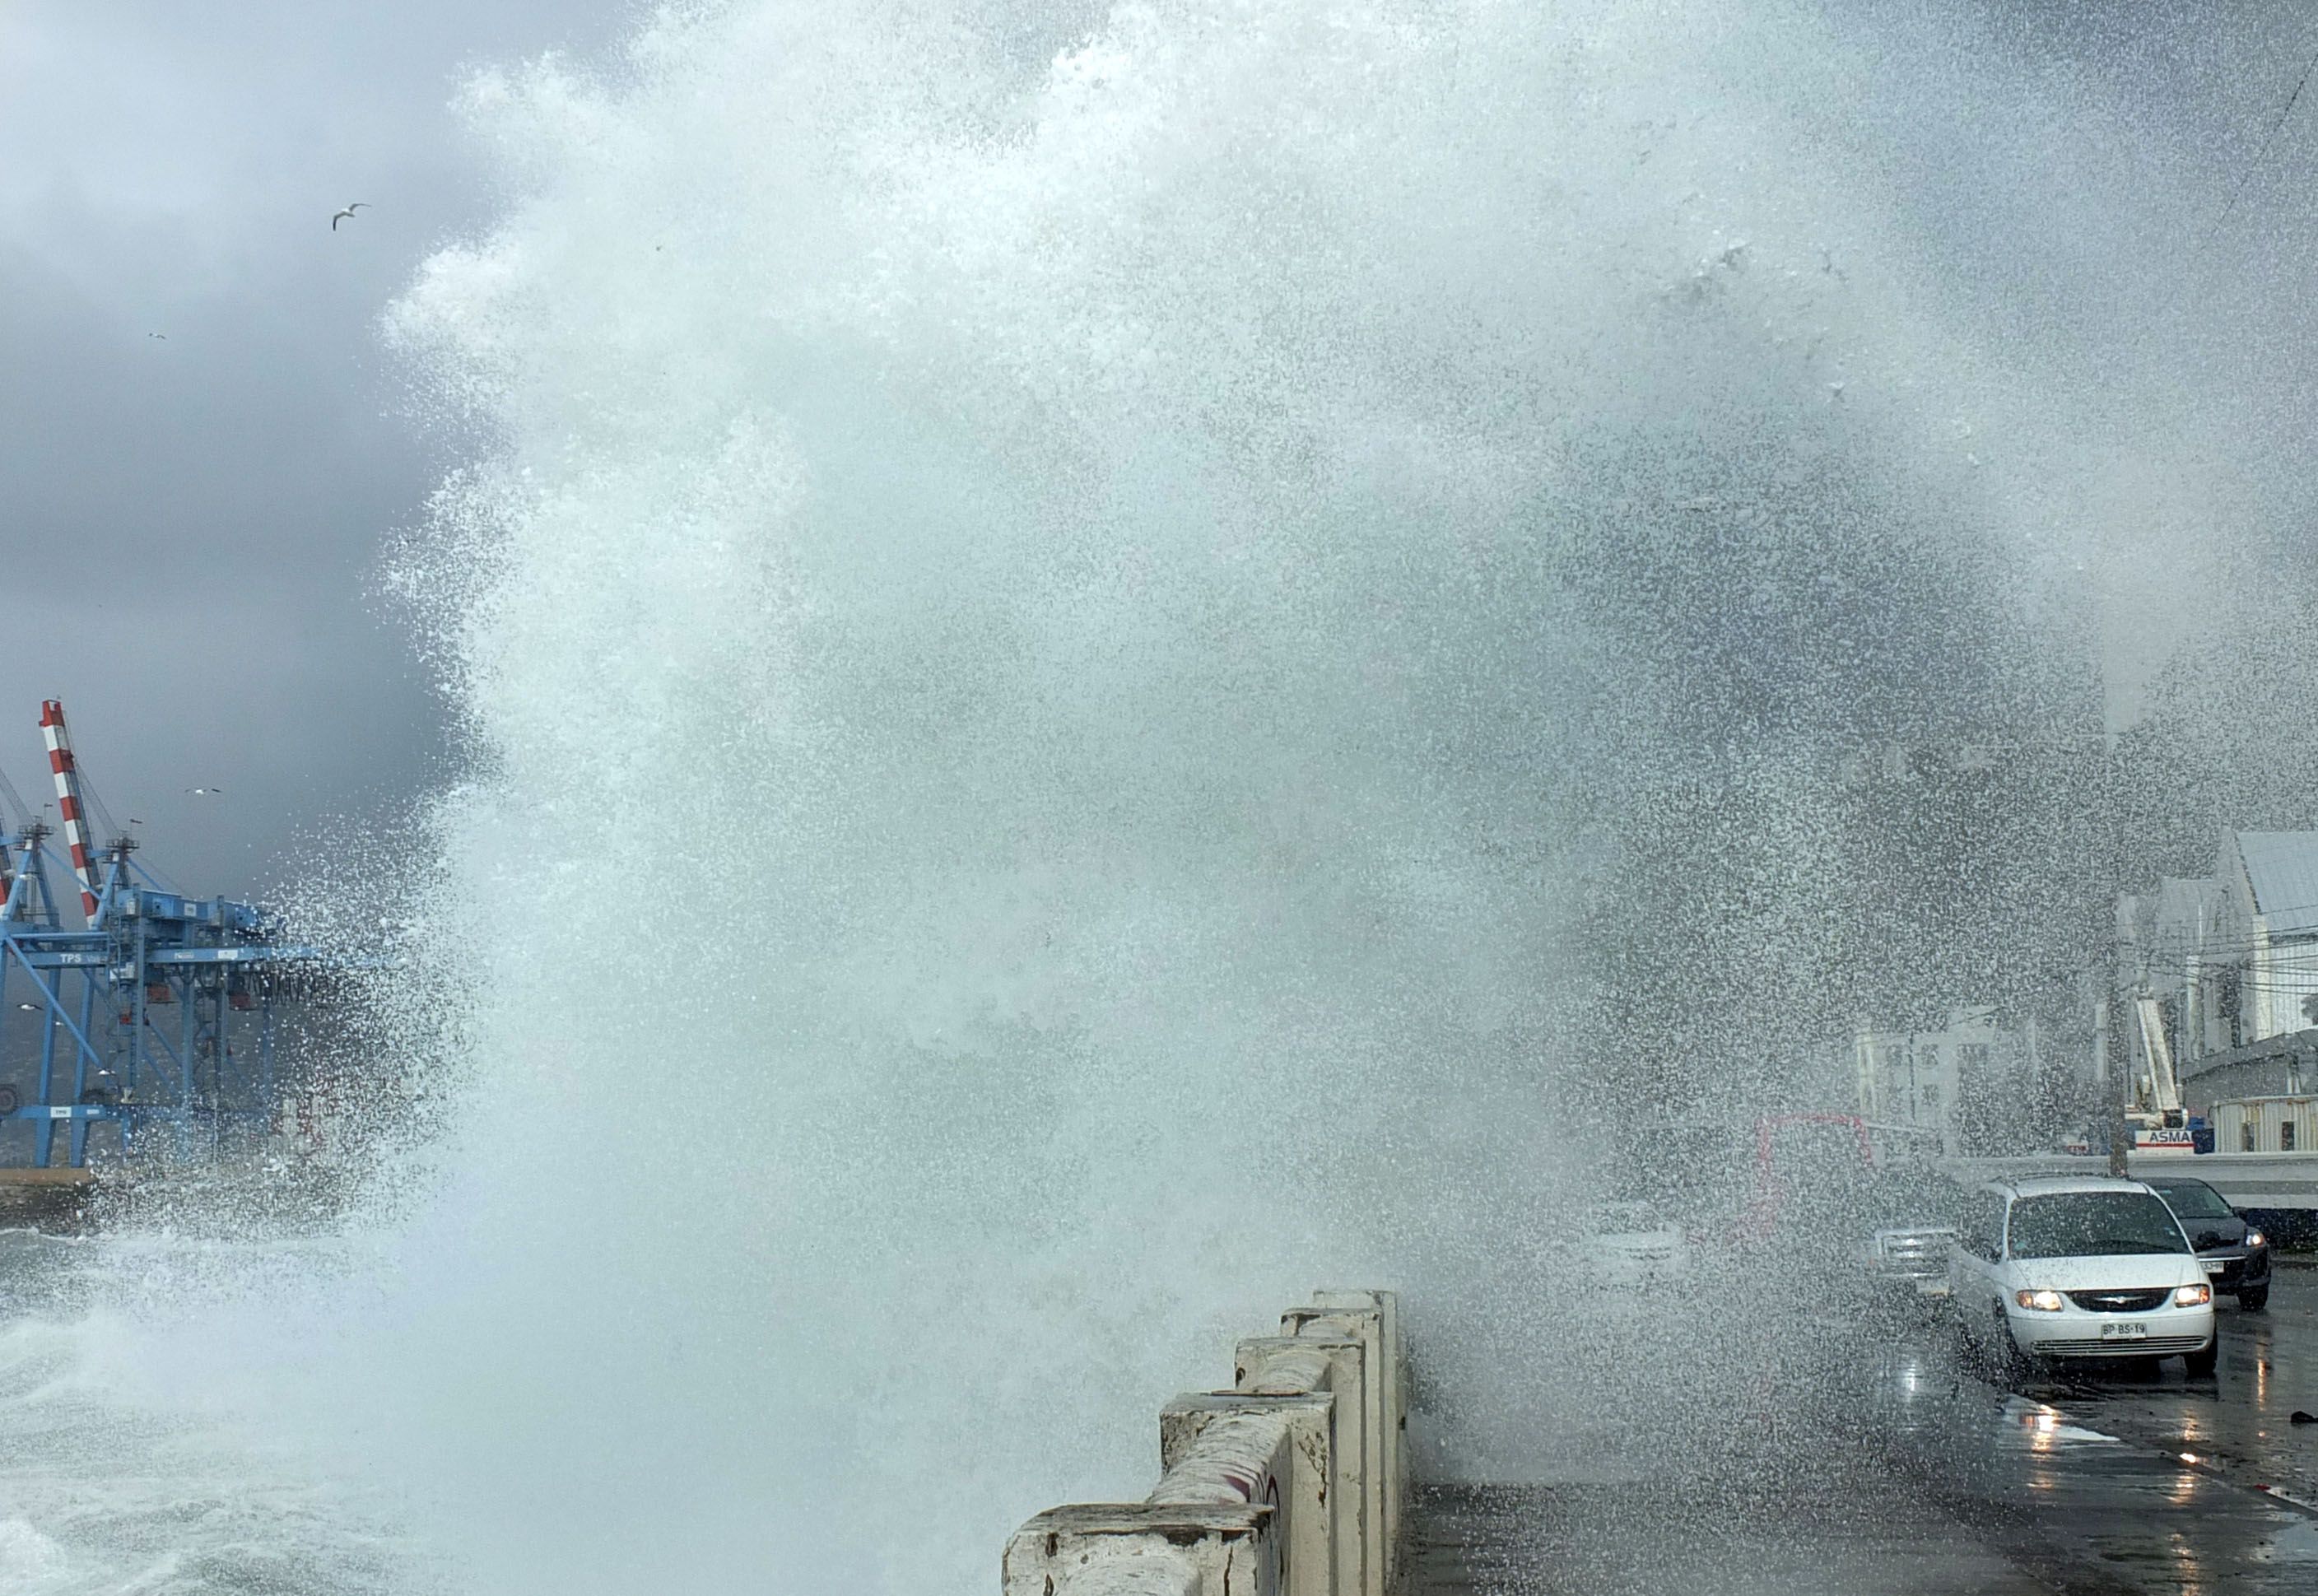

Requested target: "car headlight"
[
  {"left": 2175, "top": 1283, "right": 2212, "bottom": 1307},
  {"left": 2246, "top": 1230, "right": 2266, "bottom": 1249},
  {"left": 2015, "top": 1288, "right": 2064, "bottom": 1312}
]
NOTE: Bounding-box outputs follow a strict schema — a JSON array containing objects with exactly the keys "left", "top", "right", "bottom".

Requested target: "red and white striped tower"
[{"left": 39, "top": 700, "right": 100, "bottom": 921}]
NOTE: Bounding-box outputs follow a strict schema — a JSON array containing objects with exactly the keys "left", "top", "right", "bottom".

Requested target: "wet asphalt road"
[{"left": 1412, "top": 1267, "right": 2318, "bottom": 1594}]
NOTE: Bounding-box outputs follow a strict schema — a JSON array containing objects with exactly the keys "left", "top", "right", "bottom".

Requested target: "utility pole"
[
  {"left": 2099, "top": 723, "right": 2130, "bottom": 1178},
  {"left": 2092, "top": 956, "right": 2121, "bottom": 1173},
  {"left": 2102, "top": 991, "right": 2129, "bottom": 1177}
]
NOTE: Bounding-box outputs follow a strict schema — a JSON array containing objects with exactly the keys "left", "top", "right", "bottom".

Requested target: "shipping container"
[{"left": 2211, "top": 1096, "right": 2318, "bottom": 1153}]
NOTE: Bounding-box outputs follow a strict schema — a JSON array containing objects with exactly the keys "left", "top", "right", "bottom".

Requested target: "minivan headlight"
[
  {"left": 2246, "top": 1230, "right": 2267, "bottom": 1249},
  {"left": 2015, "top": 1288, "right": 2064, "bottom": 1312},
  {"left": 2174, "top": 1283, "right": 2212, "bottom": 1307}
]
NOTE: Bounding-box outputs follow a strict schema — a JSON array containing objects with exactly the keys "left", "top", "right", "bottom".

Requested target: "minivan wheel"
[
  {"left": 1948, "top": 1314, "right": 1981, "bottom": 1374},
  {"left": 2183, "top": 1338, "right": 2219, "bottom": 1377},
  {"left": 2239, "top": 1284, "right": 2269, "bottom": 1313},
  {"left": 1991, "top": 1310, "right": 2029, "bottom": 1380}
]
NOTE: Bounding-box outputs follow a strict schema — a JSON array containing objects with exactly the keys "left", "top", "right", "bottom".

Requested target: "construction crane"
[
  {"left": 39, "top": 699, "right": 103, "bottom": 921},
  {"left": 2129, "top": 993, "right": 2195, "bottom": 1154},
  {"left": 0, "top": 700, "right": 333, "bottom": 1168}
]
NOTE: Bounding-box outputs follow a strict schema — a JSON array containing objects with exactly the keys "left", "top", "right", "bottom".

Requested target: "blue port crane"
[{"left": 0, "top": 700, "right": 328, "bottom": 1166}]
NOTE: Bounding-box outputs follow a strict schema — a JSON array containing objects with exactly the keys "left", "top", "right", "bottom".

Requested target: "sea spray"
[
  {"left": 6, "top": 3, "right": 2298, "bottom": 1593},
  {"left": 363, "top": 3, "right": 2090, "bottom": 1588}
]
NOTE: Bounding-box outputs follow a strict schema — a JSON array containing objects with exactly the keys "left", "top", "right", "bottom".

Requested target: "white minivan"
[{"left": 1948, "top": 1175, "right": 2217, "bottom": 1375}]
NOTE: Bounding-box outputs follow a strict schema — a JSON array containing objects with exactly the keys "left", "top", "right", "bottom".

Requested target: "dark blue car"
[{"left": 2144, "top": 1175, "right": 2272, "bottom": 1312}]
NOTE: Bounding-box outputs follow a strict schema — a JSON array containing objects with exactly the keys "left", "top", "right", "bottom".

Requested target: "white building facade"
[
  {"left": 2120, "top": 831, "right": 2318, "bottom": 1084},
  {"left": 1854, "top": 1006, "right": 2022, "bottom": 1157}
]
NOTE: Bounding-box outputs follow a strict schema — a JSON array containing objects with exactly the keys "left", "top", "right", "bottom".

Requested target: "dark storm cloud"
[{"left": 0, "top": 2, "right": 638, "bottom": 896}]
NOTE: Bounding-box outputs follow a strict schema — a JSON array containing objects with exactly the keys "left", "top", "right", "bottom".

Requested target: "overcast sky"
[{"left": 0, "top": 2, "right": 638, "bottom": 896}]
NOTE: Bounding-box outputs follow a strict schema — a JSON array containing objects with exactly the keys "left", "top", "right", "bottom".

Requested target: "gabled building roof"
[
  {"left": 2120, "top": 877, "right": 2222, "bottom": 966},
  {"left": 2235, "top": 831, "right": 2318, "bottom": 938},
  {"left": 2155, "top": 875, "right": 2224, "bottom": 924}
]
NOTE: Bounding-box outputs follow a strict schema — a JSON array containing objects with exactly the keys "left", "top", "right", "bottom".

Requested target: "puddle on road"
[
  {"left": 1996, "top": 1396, "right": 2120, "bottom": 1452},
  {"left": 2253, "top": 1519, "right": 2318, "bottom": 1565}
]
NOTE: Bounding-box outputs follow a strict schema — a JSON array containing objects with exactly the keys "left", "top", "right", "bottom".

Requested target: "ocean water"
[
  {"left": 0, "top": 1224, "right": 431, "bottom": 1596},
  {"left": 4, "top": 2, "right": 2307, "bottom": 1592}
]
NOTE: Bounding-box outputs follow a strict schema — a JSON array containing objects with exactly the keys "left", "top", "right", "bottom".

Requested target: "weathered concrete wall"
[
  {"left": 1949, "top": 1152, "right": 2318, "bottom": 1210},
  {"left": 0, "top": 1166, "right": 95, "bottom": 1231},
  {"left": 1003, "top": 1288, "right": 1407, "bottom": 1596}
]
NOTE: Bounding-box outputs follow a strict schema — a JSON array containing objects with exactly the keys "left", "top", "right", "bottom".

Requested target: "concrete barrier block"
[
  {"left": 1162, "top": 1394, "right": 1334, "bottom": 1596},
  {"left": 1004, "top": 1505, "right": 1277, "bottom": 1596},
  {"left": 1006, "top": 1292, "right": 1407, "bottom": 1596},
  {"left": 1306, "top": 1291, "right": 1402, "bottom": 1580},
  {"left": 1151, "top": 1408, "right": 1292, "bottom": 1509},
  {"left": 1280, "top": 1308, "right": 1385, "bottom": 1596},
  {"left": 1236, "top": 1336, "right": 1364, "bottom": 1596},
  {"left": 1233, "top": 1342, "right": 1334, "bottom": 1397}
]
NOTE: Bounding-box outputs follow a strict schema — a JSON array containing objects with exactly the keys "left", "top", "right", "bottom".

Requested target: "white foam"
[
  {"left": 354, "top": 4, "right": 2203, "bottom": 1588},
  {"left": 0, "top": 1519, "right": 67, "bottom": 1590},
  {"left": 7, "top": 4, "right": 2287, "bottom": 1593}
]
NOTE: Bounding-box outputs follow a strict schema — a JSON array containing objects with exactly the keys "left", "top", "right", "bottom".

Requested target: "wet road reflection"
[
  {"left": 2015, "top": 1268, "right": 2318, "bottom": 1512},
  {"left": 1411, "top": 1268, "right": 2318, "bottom": 1594}
]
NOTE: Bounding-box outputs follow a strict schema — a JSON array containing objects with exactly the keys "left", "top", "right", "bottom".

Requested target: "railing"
[
  {"left": 1948, "top": 1152, "right": 2318, "bottom": 1209},
  {"left": 1003, "top": 1288, "right": 1405, "bottom": 1596}
]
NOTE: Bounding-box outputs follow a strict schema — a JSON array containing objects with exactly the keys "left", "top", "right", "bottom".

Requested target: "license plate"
[
  {"left": 2204, "top": 1261, "right": 2227, "bottom": 1275},
  {"left": 1915, "top": 1278, "right": 1950, "bottom": 1296},
  {"left": 2100, "top": 1321, "right": 2149, "bottom": 1342}
]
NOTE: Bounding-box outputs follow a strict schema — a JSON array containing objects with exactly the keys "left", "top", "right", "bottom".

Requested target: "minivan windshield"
[
  {"left": 2006, "top": 1192, "right": 2190, "bottom": 1259},
  {"left": 2146, "top": 1180, "right": 2233, "bottom": 1221}
]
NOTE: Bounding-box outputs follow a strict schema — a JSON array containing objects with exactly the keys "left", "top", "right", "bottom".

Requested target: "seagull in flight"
[
  {"left": 331, "top": 202, "right": 368, "bottom": 231},
  {"left": 184, "top": 786, "right": 225, "bottom": 796}
]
